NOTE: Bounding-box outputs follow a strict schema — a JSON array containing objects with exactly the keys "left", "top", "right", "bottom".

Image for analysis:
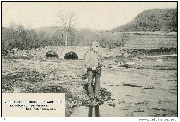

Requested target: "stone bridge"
[
  {"left": 15, "top": 46, "right": 90, "bottom": 59},
  {"left": 13, "top": 46, "right": 111, "bottom": 59}
]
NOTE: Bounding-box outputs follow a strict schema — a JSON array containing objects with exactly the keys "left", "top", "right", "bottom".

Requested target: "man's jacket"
[{"left": 84, "top": 49, "right": 103, "bottom": 70}]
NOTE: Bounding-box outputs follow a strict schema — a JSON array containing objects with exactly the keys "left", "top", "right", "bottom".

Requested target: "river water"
[{"left": 71, "top": 58, "right": 177, "bottom": 117}]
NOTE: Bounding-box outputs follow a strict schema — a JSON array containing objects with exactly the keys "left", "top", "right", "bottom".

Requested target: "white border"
[{"left": 0, "top": 0, "right": 179, "bottom": 122}]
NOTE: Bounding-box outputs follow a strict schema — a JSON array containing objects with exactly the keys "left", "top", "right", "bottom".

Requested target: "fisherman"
[{"left": 84, "top": 41, "right": 103, "bottom": 102}]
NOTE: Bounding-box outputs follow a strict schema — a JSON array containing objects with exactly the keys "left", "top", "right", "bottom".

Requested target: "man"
[{"left": 84, "top": 41, "right": 103, "bottom": 102}]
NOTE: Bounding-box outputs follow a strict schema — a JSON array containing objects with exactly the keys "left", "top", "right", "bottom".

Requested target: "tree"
[
  {"left": 56, "top": 11, "right": 76, "bottom": 46},
  {"left": 4, "top": 22, "right": 40, "bottom": 50}
]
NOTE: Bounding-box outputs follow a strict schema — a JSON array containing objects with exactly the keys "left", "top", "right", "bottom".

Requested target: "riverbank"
[{"left": 2, "top": 58, "right": 111, "bottom": 117}]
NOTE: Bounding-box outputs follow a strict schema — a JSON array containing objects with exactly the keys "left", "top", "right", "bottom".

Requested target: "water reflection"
[
  {"left": 88, "top": 106, "right": 93, "bottom": 117},
  {"left": 84, "top": 83, "right": 100, "bottom": 117},
  {"left": 95, "top": 105, "right": 100, "bottom": 117},
  {"left": 88, "top": 105, "right": 100, "bottom": 117}
]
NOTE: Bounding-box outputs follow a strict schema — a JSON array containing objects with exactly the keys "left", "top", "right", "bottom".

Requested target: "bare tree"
[{"left": 57, "top": 11, "right": 76, "bottom": 46}]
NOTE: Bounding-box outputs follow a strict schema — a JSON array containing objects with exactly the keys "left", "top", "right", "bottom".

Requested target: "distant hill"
[
  {"left": 2, "top": 8, "right": 177, "bottom": 51},
  {"left": 34, "top": 26, "right": 63, "bottom": 36},
  {"left": 34, "top": 26, "right": 104, "bottom": 35},
  {"left": 33, "top": 26, "right": 106, "bottom": 46},
  {"left": 112, "top": 8, "right": 177, "bottom": 32}
]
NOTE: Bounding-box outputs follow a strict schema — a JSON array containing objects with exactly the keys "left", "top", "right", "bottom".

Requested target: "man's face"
[{"left": 92, "top": 44, "right": 99, "bottom": 52}]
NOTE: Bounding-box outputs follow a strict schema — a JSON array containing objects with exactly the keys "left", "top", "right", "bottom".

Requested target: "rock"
[
  {"left": 123, "top": 62, "right": 136, "bottom": 68},
  {"left": 156, "top": 59, "right": 163, "bottom": 62},
  {"left": 137, "top": 64, "right": 143, "bottom": 67},
  {"left": 111, "top": 98, "right": 115, "bottom": 101},
  {"left": 135, "top": 108, "right": 144, "bottom": 112},
  {"left": 143, "top": 86, "right": 154, "bottom": 89},
  {"left": 123, "top": 83, "right": 142, "bottom": 87},
  {"left": 117, "top": 62, "right": 125, "bottom": 67},
  {"left": 125, "top": 62, "right": 136, "bottom": 65},
  {"left": 107, "top": 101, "right": 115, "bottom": 107}
]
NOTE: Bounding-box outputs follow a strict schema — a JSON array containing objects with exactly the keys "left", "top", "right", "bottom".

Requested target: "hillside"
[{"left": 112, "top": 8, "right": 177, "bottom": 32}]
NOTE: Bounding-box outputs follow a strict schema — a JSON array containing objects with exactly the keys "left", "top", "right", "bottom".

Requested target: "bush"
[{"left": 2, "top": 49, "right": 8, "bottom": 56}]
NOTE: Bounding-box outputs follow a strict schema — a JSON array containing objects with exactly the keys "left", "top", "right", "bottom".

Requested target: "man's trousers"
[{"left": 87, "top": 67, "right": 101, "bottom": 99}]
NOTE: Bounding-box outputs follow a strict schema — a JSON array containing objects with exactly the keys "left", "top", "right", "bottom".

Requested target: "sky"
[{"left": 2, "top": 2, "right": 177, "bottom": 30}]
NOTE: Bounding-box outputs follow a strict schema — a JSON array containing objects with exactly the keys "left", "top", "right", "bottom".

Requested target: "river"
[{"left": 71, "top": 58, "right": 177, "bottom": 117}]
